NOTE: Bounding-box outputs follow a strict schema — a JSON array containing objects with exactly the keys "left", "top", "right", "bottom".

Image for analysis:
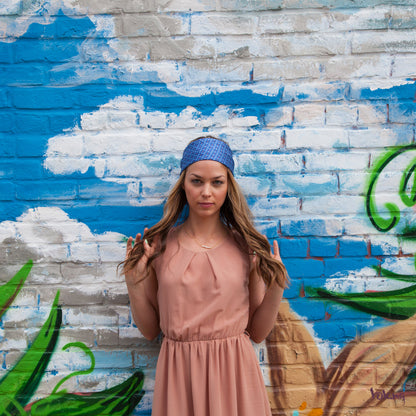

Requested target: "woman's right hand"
[{"left": 125, "top": 229, "right": 155, "bottom": 286}]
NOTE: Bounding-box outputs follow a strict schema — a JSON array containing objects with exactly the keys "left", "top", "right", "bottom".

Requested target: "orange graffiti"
[{"left": 308, "top": 409, "right": 323, "bottom": 416}]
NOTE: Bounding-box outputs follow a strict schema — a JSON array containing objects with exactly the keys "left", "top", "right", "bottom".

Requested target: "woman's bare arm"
[
  {"left": 246, "top": 240, "right": 284, "bottom": 343},
  {"left": 125, "top": 233, "right": 161, "bottom": 341}
]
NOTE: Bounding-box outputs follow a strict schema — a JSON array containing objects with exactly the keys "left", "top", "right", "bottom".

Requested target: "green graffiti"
[
  {"left": 0, "top": 260, "right": 33, "bottom": 319},
  {"left": 306, "top": 284, "right": 416, "bottom": 320},
  {"left": 307, "top": 144, "right": 416, "bottom": 321},
  {"left": 365, "top": 143, "right": 416, "bottom": 232},
  {"left": 51, "top": 342, "right": 96, "bottom": 395},
  {"left": 0, "top": 262, "right": 145, "bottom": 415},
  {"left": 0, "top": 291, "right": 62, "bottom": 414},
  {"left": 27, "top": 371, "right": 145, "bottom": 416}
]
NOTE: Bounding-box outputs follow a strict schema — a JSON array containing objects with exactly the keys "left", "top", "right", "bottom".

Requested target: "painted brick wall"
[{"left": 1, "top": 1, "right": 416, "bottom": 415}]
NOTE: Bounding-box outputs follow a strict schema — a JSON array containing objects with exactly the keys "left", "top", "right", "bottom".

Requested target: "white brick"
[
  {"left": 47, "top": 134, "right": 84, "bottom": 157},
  {"left": 138, "top": 111, "right": 168, "bottom": 129},
  {"left": 264, "top": 33, "right": 351, "bottom": 57},
  {"left": 79, "top": 0, "right": 154, "bottom": 14},
  {"left": 370, "top": 234, "right": 400, "bottom": 256},
  {"left": 343, "top": 215, "right": 373, "bottom": 235},
  {"left": 69, "top": 242, "right": 100, "bottom": 262},
  {"left": 81, "top": 111, "right": 110, "bottom": 131},
  {"left": 352, "top": 30, "right": 416, "bottom": 54},
  {"left": 119, "top": 14, "right": 189, "bottom": 37},
  {"left": 226, "top": 130, "right": 283, "bottom": 151},
  {"left": 236, "top": 153, "right": 303, "bottom": 174},
  {"left": 305, "top": 151, "right": 369, "bottom": 171},
  {"left": 399, "top": 237, "right": 416, "bottom": 256},
  {"left": 273, "top": 172, "right": 338, "bottom": 195},
  {"left": 258, "top": 11, "right": 330, "bottom": 34},
  {"left": 338, "top": 171, "right": 369, "bottom": 193},
  {"left": 265, "top": 106, "right": 293, "bottom": 127},
  {"left": 156, "top": 0, "right": 216, "bottom": 12},
  {"left": 293, "top": 103, "right": 325, "bottom": 126},
  {"left": 282, "top": 81, "right": 347, "bottom": 102},
  {"left": 190, "top": 14, "right": 257, "bottom": 35},
  {"left": 83, "top": 131, "right": 152, "bottom": 156},
  {"left": 107, "top": 111, "right": 140, "bottom": 129},
  {"left": 391, "top": 6, "right": 416, "bottom": 30},
  {"left": 0, "top": 1, "right": 21, "bottom": 15},
  {"left": 302, "top": 195, "right": 364, "bottom": 215},
  {"left": 127, "top": 177, "right": 176, "bottom": 198},
  {"left": 285, "top": 128, "right": 348, "bottom": 149},
  {"left": 329, "top": 7, "right": 390, "bottom": 31},
  {"left": 250, "top": 196, "right": 300, "bottom": 217},
  {"left": 153, "top": 133, "right": 193, "bottom": 152},
  {"left": 324, "top": 55, "right": 392, "bottom": 80},
  {"left": 183, "top": 59, "right": 254, "bottom": 82},
  {"left": 236, "top": 176, "right": 273, "bottom": 196},
  {"left": 255, "top": 58, "right": 323, "bottom": 81},
  {"left": 325, "top": 104, "right": 358, "bottom": 126},
  {"left": 348, "top": 128, "right": 413, "bottom": 148},
  {"left": 99, "top": 242, "right": 125, "bottom": 262},
  {"left": 392, "top": 54, "right": 416, "bottom": 77},
  {"left": 105, "top": 154, "right": 181, "bottom": 177},
  {"left": 356, "top": 103, "right": 388, "bottom": 125}
]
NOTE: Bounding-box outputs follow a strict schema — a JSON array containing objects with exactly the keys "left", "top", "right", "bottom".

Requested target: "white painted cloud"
[
  {"left": 0, "top": 207, "right": 124, "bottom": 262},
  {"left": 43, "top": 95, "right": 289, "bottom": 206}
]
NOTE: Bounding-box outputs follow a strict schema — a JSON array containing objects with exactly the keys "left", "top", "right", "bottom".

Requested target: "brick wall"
[{"left": 1, "top": 1, "right": 416, "bottom": 414}]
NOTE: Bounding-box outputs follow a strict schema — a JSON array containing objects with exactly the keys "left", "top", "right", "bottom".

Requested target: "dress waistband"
[{"left": 163, "top": 331, "right": 250, "bottom": 343}]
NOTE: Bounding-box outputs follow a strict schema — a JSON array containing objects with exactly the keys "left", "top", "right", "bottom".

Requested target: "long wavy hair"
[{"left": 120, "top": 163, "right": 289, "bottom": 289}]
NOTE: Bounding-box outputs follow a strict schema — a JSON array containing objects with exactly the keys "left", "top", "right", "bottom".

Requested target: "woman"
[{"left": 121, "top": 136, "right": 288, "bottom": 416}]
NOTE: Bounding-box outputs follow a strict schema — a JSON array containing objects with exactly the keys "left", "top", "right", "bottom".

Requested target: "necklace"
[{"left": 183, "top": 227, "right": 223, "bottom": 249}]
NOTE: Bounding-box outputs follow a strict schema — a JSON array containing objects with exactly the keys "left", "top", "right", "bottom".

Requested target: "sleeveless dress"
[{"left": 151, "top": 228, "right": 272, "bottom": 416}]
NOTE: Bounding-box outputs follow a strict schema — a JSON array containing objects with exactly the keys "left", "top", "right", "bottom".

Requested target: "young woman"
[{"left": 121, "top": 136, "right": 288, "bottom": 416}]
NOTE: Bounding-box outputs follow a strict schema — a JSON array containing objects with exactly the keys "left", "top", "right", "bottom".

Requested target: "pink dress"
[{"left": 152, "top": 228, "right": 271, "bottom": 416}]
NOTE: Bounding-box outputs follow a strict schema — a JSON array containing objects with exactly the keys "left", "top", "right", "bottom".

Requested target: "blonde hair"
[{"left": 120, "top": 168, "right": 289, "bottom": 289}]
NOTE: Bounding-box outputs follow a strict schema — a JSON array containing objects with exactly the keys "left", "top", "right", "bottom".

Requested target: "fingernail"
[{"left": 145, "top": 239, "right": 148, "bottom": 245}]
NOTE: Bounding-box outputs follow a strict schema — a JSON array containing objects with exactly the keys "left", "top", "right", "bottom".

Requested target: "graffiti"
[
  {"left": 306, "top": 282, "right": 416, "bottom": 320},
  {"left": 291, "top": 401, "right": 323, "bottom": 416},
  {"left": 281, "top": 144, "right": 416, "bottom": 414},
  {"left": 369, "top": 387, "right": 406, "bottom": 404},
  {"left": 0, "top": 262, "right": 145, "bottom": 415},
  {"left": 266, "top": 300, "right": 416, "bottom": 416},
  {"left": 305, "top": 144, "right": 416, "bottom": 320},
  {"left": 365, "top": 144, "right": 416, "bottom": 233}
]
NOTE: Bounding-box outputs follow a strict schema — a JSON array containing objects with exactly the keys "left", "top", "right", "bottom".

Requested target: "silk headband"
[{"left": 180, "top": 137, "right": 234, "bottom": 175}]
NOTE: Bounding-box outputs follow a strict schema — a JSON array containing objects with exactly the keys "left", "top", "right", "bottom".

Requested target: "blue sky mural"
[{"left": 2, "top": 4, "right": 416, "bottom": 397}]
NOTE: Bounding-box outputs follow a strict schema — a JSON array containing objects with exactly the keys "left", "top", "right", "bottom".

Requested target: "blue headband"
[{"left": 180, "top": 137, "right": 234, "bottom": 174}]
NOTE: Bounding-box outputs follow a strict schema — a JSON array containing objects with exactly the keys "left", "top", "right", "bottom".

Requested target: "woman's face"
[{"left": 183, "top": 160, "right": 228, "bottom": 219}]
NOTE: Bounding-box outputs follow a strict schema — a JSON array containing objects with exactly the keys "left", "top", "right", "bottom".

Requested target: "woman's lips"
[{"left": 198, "top": 202, "right": 214, "bottom": 208}]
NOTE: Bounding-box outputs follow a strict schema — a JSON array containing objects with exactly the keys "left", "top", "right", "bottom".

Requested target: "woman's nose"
[{"left": 201, "top": 184, "right": 212, "bottom": 196}]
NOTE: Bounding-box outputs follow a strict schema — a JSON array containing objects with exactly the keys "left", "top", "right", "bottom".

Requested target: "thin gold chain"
[{"left": 183, "top": 226, "right": 224, "bottom": 249}]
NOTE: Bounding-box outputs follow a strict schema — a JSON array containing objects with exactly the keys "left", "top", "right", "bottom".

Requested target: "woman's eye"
[
  {"left": 191, "top": 179, "right": 201, "bottom": 184},
  {"left": 213, "top": 180, "right": 224, "bottom": 186}
]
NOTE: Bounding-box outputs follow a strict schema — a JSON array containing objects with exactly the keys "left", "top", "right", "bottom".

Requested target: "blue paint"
[
  {"left": 290, "top": 299, "right": 326, "bottom": 320},
  {"left": 284, "top": 258, "right": 324, "bottom": 278},
  {"left": 351, "top": 80, "right": 416, "bottom": 101},
  {"left": 0, "top": 182, "right": 14, "bottom": 201},
  {"left": 279, "top": 238, "right": 309, "bottom": 258},
  {"left": 0, "top": 7, "right": 416, "bottom": 366},
  {"left": 324, "top": 258, "right": 379, "bottom": 278},
  {"left": 281, "top": 219, "right": 342, "bottom": 237},
  {"left": 339, "top": 239, "right": 368, "bottom": 257},
  {"left": 309, "top": 238, "right": 338, "bottom": 258}
]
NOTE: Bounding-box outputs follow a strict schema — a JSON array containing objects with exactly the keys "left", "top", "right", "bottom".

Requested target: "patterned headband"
[{"left": 180, "top": 137, "right": 234, "bottom": 174}]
